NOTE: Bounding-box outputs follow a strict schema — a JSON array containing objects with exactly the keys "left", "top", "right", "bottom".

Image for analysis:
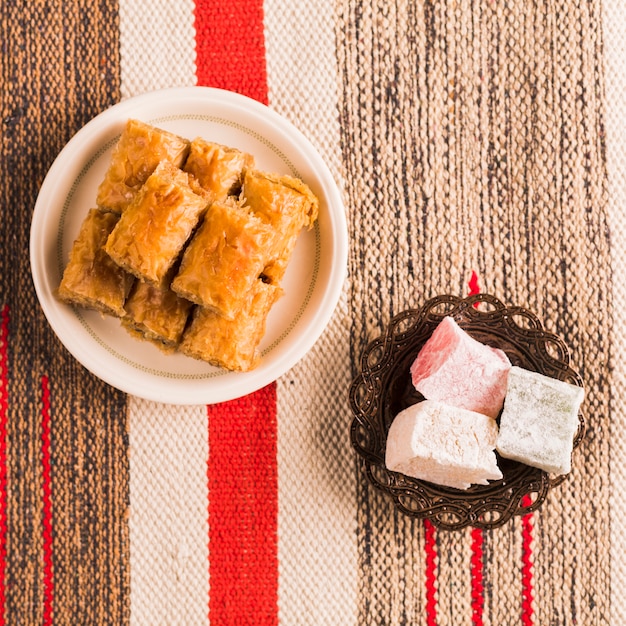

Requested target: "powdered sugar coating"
[
  {"left": 410, "top": 316, "right": 511, "bottom": 418},
  {"left": 496, "top": 366, "right": 585, "bottom": 474},
  {"left": 385, "top": 400, "right": 502, "bottom": 490}
]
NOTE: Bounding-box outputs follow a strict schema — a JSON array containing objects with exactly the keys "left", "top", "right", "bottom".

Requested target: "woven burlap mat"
[
  {"left": 337, "top": 0, "right": 611, "bottom": 623},
  {"left": 605, "top": 0, "right": 626, "bottom": 622},
  {"left": 0, "top": 0, "right": 615, "bottom": 623},
  {"left": 1, "top": 3, "right": 130, "bottom": 622}
]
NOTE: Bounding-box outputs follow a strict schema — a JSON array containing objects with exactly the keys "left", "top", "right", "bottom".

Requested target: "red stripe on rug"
[
  {"left": 193, "top": 0, "right": 268, "bottom": 104},
  {"left": 468, "top": 271, "right": 485, "bottom": 625},
  {"left": 194, "top": 2, "right": 278, "bottom": 624},
  {"left": 521, "top": 494, "right": 535, "bottom": 625},
  {"left": 206, "top": 385, "right": 279, "bottom": 625},
  {"left": 470, "top": 527, "right": 484, "bottom": 625},
  {"left": 0, "top": 306, "right": 9, "bottom": 623},
  {"left": 467, "top": 272, "right": 535, "bottom": 623},
  {"left": 468, "top": 270, "right": 480, "bottom": 296},
  {"left": 41, "top": 375, "right": 54, "bottom": 625},
  {"left": 424, "top": 519, "right": 438, "bottom": 625}
]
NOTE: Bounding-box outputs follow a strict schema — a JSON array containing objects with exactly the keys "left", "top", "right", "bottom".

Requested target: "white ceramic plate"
[{"left": 30, "top": 87, "right": 348, "bottom": 405}]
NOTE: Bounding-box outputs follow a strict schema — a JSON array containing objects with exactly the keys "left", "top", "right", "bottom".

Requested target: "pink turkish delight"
[{"left": 410, "top": 316, "right": 511, "bottom": 418}]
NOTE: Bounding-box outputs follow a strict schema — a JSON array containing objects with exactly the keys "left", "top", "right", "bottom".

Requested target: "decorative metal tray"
[{"left": 349, "top": 294, "right": 585, "bottom": 530}]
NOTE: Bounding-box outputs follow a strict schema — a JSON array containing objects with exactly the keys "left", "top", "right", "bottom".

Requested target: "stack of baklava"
[{"left": 57, "top": 119, "right": 319, "bottom": 371}]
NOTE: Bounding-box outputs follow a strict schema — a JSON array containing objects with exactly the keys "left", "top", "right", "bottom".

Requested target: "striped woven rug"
[{"left": 0, "top": 0, "right": 621, "bottom": 623}]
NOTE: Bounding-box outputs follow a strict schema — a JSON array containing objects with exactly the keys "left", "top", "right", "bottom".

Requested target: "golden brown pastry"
[
  {"left": 241, "top": 169, "right": 318, "bottom": 232},
  {"left": 171, "top": 199, "right": 276, "bottom": 320},
  {"left": 58, "top": 118, "right": 319, "bottom": 374},
  {"left": 241, "top": 170, "right": 319, "bottom": 284},
  {"left": 104, "top": 160, "right": 211, "bottom": 284},
  {"left": 183, "top": 137, "right": 254, "bottom": 201},
  {"left": 122, "top": 272, "right": 194, "bottom": 352},
  {"left": 179, "top": 280, "right": 282, "bottom": 371},
  {"left": 96, "top": 119, "right": 190, "bottom": 213},
  {"left": 58, "top": 208, "right": 135, "bottom": 317}
]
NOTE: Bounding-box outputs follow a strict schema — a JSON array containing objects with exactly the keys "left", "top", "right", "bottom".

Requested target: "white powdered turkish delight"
[{"left": 385, "top": 400, "right": 503, "bottom": 490}]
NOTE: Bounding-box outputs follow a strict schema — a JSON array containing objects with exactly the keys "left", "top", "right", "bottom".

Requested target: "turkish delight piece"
[
  {"left": 58, "top": 208, "right": 134, "bottom": 317},
  {"left": 183, "top": 137, "right": 254, "bottom": 201},
  {"left": 179, "top": 280, "right": 282, "bottom": 371},
  {"left": 496, "top": 366, "right": 584, "bottom": 475},
  {"left": 410, "top": 316, "right": 511, "bottom": 418},
  {"left": 385, "top": 400, "right": 503, "bottom": 490},
  {"left": 105, "top": 160, "right": 211, "bottom": 284},
  {"left": 96, "top": 119, "right": 190, "bottom": 213},
  {"left": 171, "top": 200, "right": 276, "bottom": 320}
]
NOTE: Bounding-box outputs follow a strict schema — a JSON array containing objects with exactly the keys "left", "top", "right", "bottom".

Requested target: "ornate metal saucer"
[{"left": 349, "top": 294, "right": 585, "bottom": 531}]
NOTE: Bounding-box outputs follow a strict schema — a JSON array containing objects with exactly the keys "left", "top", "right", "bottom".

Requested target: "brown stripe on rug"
[
  {"left": 0, "top": 2, "right": 129, "bottom": 623},
  {"left": 337, "top": 0, "right": 611, "bottom": 622}
]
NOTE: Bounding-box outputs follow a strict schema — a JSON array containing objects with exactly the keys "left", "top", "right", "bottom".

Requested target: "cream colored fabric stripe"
[
  {"left": 604, "top": 1, "right": 626, "bottom": 623},
  {"left": 264, "top": 2, "right": 358, "bottom": 624},
  {"left": 118, "top": 2, "right": 208, "bottom": 625},
  {"left": 126, "top": 400, "right": 209, "bottom": 626},
  {"left": 119, "top": 0, "right": 197, "bottom": 100}
]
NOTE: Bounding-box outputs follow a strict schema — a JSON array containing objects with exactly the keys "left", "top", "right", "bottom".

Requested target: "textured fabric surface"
[
  {"left": 119, "top": 0, "right": 196, "bottom": 99},
  {"left": 127, "top": 399, "right": 209, "bottom": 625},
  {"left": 336, "top": 0, "right": 611, "bottom": 624},
  {"left": 0, "top": 0, "right": 621, "bottom": 624},
  {"left": 264, "top": 1, "right": 358, "bottom": 624},
  {"left": 604, "top": 1, "right": 626, "bottom": 624},
  {"left": 0, "top": 2, "right": 130, "bottom": 624}
]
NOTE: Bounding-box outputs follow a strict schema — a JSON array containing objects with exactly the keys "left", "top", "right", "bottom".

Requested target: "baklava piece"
[
  {"left": 96, "top": 119, "right": 190, "bottom": 213},
  {"left": 179, "top": 280, "right": 282, "bottom": 371},
  {"left": 171, "top": 200, "right": 276, "bottom": 320},
  {"left": 242, "top": 169, "right": 318, "bottom": 232},
  {"left": 122, "top": 275, "right": 194, "bottom": 352},
  {"left": 183, "top": 138, "right": 254, "bottom": 201},
  {"left": 241, "top": 170, "right": 319, "bottom": 284},
  {"left": 58, "top": 208, "right": 134, "bottom": 317},
  {"left": 105, "top": 160, "right": 211, "bottom": 284}
]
